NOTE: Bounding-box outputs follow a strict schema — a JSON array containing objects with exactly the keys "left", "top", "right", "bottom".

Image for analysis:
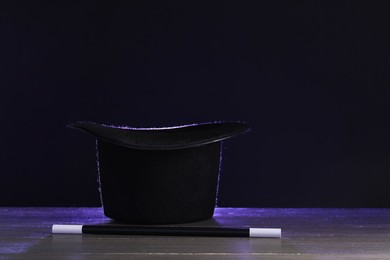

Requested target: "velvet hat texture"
[{"left": 68, "top": 121, "right": 250, "bottom": 224}]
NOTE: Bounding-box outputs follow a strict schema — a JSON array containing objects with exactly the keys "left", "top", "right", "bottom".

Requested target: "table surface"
[{"left": 1, "top": 207, "right": 390, "bottom": 259}]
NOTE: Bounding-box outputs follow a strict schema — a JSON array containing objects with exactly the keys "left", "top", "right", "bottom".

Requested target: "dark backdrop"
[{"left": 1, "top": 1, "right": 390, "bottom": 207}]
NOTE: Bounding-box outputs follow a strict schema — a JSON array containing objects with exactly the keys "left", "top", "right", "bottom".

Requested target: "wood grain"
[{"left": 1, "top": 208, "right": 390, "bottom": 259}]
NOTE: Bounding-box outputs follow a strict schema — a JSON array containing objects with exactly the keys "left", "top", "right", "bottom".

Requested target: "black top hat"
[{"left": 68, "top": 121, "right": 250, "bottom": 224}]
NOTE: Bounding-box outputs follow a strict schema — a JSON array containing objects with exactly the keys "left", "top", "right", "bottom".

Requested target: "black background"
[{"left": 1, "top": 1, "right": 390, "bottom": 207}]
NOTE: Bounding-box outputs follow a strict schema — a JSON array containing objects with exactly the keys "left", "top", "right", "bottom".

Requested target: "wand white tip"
[
  {"left": 249, "top": 228, "right": 281, "bottom": 238},
  {"left": 52, "top": 224, "right": 83, "bottom": 234}
]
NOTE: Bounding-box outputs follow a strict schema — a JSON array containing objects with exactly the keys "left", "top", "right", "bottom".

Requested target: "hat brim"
[{"left": 67, "top": 121, "right": 250, "bottom": 150}]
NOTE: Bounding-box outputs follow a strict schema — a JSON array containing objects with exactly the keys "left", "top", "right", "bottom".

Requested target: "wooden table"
[{"left": 1, "top": 208, "right": 390, "bottom": 259}]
